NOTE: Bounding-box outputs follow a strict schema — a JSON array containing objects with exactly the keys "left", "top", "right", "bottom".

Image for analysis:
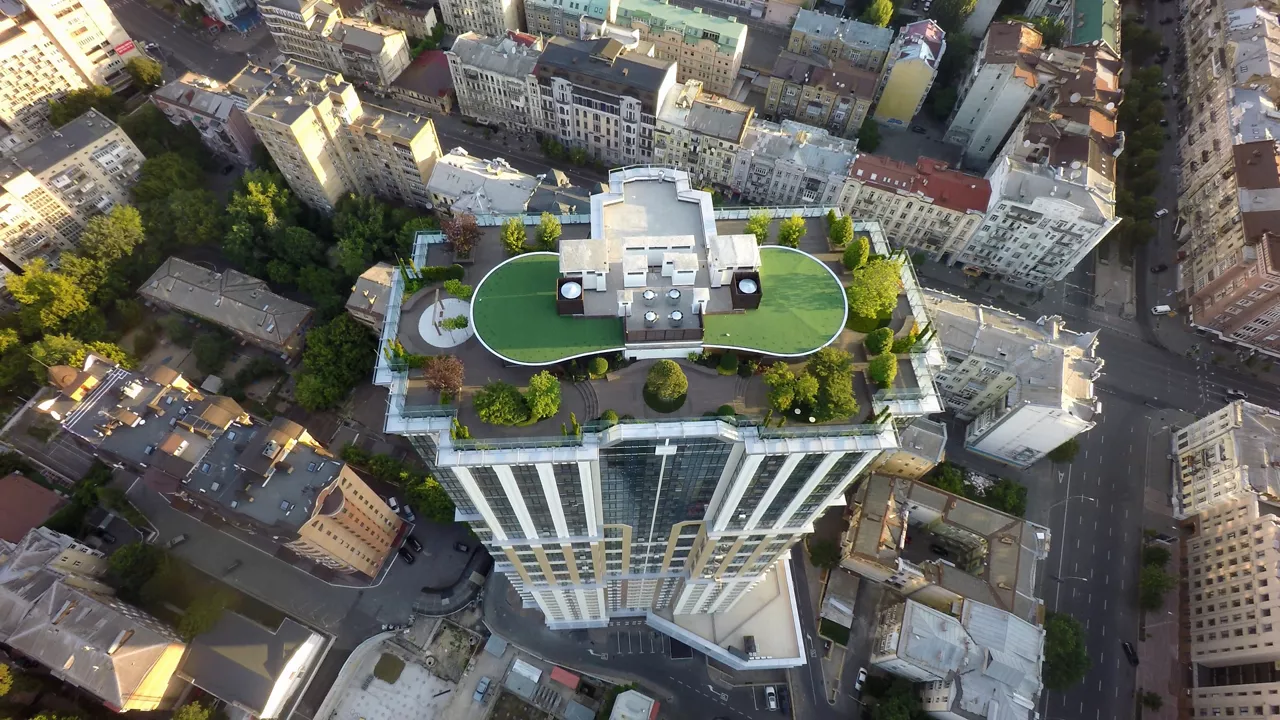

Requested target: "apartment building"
[
  {"left": 728, "top": 119, "right": 857, "bottom": 206},
  {"left": 869, "top": 417, "right": 946, "bottom": 480},
  {"left": 391, "top": 49, "right": 454, "bottom": 115},
  {"left": 653, "top": 79, "right": 753, "bottom": 189},
  {"left": 0, "top": 0, "right": 142, "bottom": 152},
  {"left": 924, "top": 288, "right": 1102, "bottom": 467},
  {"left": 523, "top": 0, "right": 614, "bottom": 35},
  {"left": 1171, "top": 401, "right": 1280, "bottom": 519},
  {"left": 346, "top": 262, "right": 395, "bottom": 329},
  {"left": 786, "top": 9, "right": 893, "bottom": 72},
  {"left": 152, "top": 73, "right": 258, "bottom": 165},
  {"left": 259, "top": 0, "right": 343, "bottom": 67},
  {"left": 946, "top": 21, "right": 1050, "bottom": 168},
  {"left": 243, "top": 61, "right": 443, "bottom": 211},
  {"left": 0, "top": 109, "right": 143, "bottom": 271},
  {"left": 953, "top": 41, "right": 1123, "bottom": 289},
  {"left": 320, "top": 17, "right": 411, "bottom": 86},
  {"left": 839, "top": 153, "right": 989, "bottom": 259},
  {"left": 139, "top": 257, "right": 315, "bottom": 359},
  {"left": 842, "top": 473, "right": 1051, "bottom": 624},
  {"left": 1186, "top": 494, "right": 1280, "bottom": 719},
  {"left": 872, "top": 599, "right": 1044, "bottom": 720},
  {"left": 447, "top": 32, "right": 543, "bottom": 130},
  {"left": 531, "top": 36, "right": 678, "bottom": 166},
  {"left": 427, "top": 148, "right": 540, "bottom": 215},
  {"left": 39, "top": 356, "right": 407, "bottom": 579},
  {"left": 873, "top": 19, "right": 945, "bottom": 127},
  {"left": 612, "top": 0, "right": 745, "bottom": 96},
  {"left": 374, "top": 0, "right": 441, "bottom": 37},
  {"left": 437, "top": 0, "right": 524, "bottom": 36},
  {"left": 373, "top": 166, "right": 949, "bottom": 666},
  {"left": 764, "top": 51, "right": 878, "bottom": 140}
]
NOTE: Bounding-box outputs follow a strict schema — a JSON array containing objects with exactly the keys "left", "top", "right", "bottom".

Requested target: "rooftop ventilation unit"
[
  {"left": 643, "top": 288, "right": 657, "bottom": 305},
  {"left": 560, "top": 281, "right": 582, "bottom": 299},
  {"left": 666, "top": 288, "right": 681, "bottom": 304},
  {"left": 669, "top": 310, "right": 684, "bottom": 326},
  {"left": 644, "top": 311, "right": 658, "bottom": 327}
]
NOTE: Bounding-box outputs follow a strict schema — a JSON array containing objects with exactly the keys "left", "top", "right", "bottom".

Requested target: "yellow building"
[
  {"left": 614, "top": 0, "right": 746, "bottom": 96},
  {"left": 765, "top": 51, "right": 878, "bottom": 139},
  {"left": 873, "top": 19, "right": 946, "bottom": 127},
  {"left": 243, "top": 61, "right": 441, "bottom": 211},
  {"left": 787, "top": 9, "right": 893, "bottom": 72}
]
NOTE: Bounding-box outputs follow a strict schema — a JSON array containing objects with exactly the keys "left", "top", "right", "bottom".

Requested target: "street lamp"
[
  {"left": 1044, "top": 495, "right": 1098, "bottom": 513},
  {"left": 1050, "top": 575, "right": 1089, "bottom": 583}
]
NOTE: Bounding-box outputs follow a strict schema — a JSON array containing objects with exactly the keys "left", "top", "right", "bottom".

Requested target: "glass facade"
[
  {"left": 726, "top": 454, "right": 788, "bottom": 530},
  {"left": 554, "top": 463, "right": 589, "bottom": 536},
  {"left": 757, "top": 453, "right": 826, "bottom": 528},
  {"left": 511, "top": 464, "right": 557, "bottom": 538},
  {"left": 784, "top": 452, "right": 862, "bottom": 527},
  {"left": 472, "top": 467, "right": 525, "bottom": 537}
]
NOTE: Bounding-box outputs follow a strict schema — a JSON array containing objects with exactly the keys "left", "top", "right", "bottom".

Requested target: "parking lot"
[{"left": 608, "top": 623, "right": 670, "bottom": 656}]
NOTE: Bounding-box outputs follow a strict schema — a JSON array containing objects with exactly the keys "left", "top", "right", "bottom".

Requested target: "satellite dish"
[
  {"left": 560, "top": 282, "right": 583, "bottom": 299},
  {"left": 738, "top": 278, "right": 759, "bottom": 294},
  {"left": 1070, "top": 92, "right": 1082, "bottom": 103}
]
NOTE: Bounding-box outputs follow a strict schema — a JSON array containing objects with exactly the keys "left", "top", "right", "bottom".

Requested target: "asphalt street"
[{"left": 107, "top": 0, "right": 274, "bottom": 81}]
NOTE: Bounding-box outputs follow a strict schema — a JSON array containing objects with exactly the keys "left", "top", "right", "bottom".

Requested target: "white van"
[{"left": 1151, "top": 305, "right": 1173, "bottom": 315}]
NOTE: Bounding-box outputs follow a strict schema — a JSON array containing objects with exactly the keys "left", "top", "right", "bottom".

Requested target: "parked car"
[
  {"left": 398, "top": 547, "right": 416, "bottom": 564},
  {"left": 400, "top": 504, "right": 416, "bottom": 523},
  {"left": 929, "top": 543, "right": 950, "bottom": 557},
  {"left": 91, "top": 527, "right": 117, "bottom": 544},
  {"left": 474, "top": 676, "right": 492, "bottom": 703},
  {"left": 387, "top": 496, "right": 400, "bottom": 512},
  {"left": 1150, "top": 263, "right": 1169, "bottom": 273},
  {"left": 406, "top": 535, "right": 423, "bottom": 553},
  {"left": 1226, "top": 389, "right": 1249, "bottom": 399},
  {"left": 910, "top": 125, "right": 928, "bottom": 134},
  {"left": 1122, "top": 641, "right": 1140, "bottom": 665},
  {"left": 1151, "top": 304, "right": 1174, "bottom": 315},
  {"left": 778, "top": 686, "right": 790, "bottom": 715},
  {"left": 1154, "top": 208, "right": 1170, "bottom": 218},
  {"left": 855, "top": 667, "right": 868, "bottom": 692},
  {"left": 764, "top": 686, "right": 778, "bottom": 711},
  {"left": 164, "top": 534, "right": 188, "bottom": 549},
  {"left": 454, "top": 541, "right": 470, "bottom": 553}
]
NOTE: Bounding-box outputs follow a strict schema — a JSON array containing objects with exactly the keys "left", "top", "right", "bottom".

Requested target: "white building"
[
  {"left": 426, "top": 148, "right": 541, "bottom": 215},
  {"left": 728, "top": 119, "right": 857, "bottom": 206},
  {"left": 924, "top": 288, "right": 1102, "bottom": 467},
  {"left": 437, "top": 0, "right": 524, "bottom": 37},
  {"left": 446, "top": 32, "right": 543, "bottom": 131},
  {"left": 1171, "top": 401, "right": 1280, "bottom": 519},
  {"left": 947, "top": 22, "right": 1047, "bottom": 168},
  {"left": 653, "top": 80, "right": 754, "bottom": 190},
  {"left": 531, "top": 36, "right": 678, "bottom": 166},
  {"left": 873, "top": 599, "right": 1044, "bottom": 720}
]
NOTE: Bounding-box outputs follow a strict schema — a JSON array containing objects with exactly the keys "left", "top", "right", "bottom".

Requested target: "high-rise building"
[
  {"left": 653, "top": 79, "right": 753, "bottom": 189},
  {"left": 839, "top": 154, "right": 989, "bottom": 260},
  {"left": 1170, "top": 401, "right": 1280, "bottom": 519},
  {"left": 951, "top": 41, "right": 1122, "bottom": 289},
  {"left": 531, "top": 37, "right": 678, "bottom": 165},
  {"left": 320, "top": 17, "right": 411, "bottom": 86},
  {"left": 923, "top": 288, "right": 1102, "bottom": 467},
  {"left": 446, "top": 32, "right": 543, "bottom": 131},
  {"left": 945, "top": 22, "right": 1046, "bottom": 167},
  {"left": 0, "top": 0, "right": 142, "bottom": 152},
  {"left": 242, "top": 61, "right": 441, "bottom": 211},
  {"left": 0, "top": 109, "right": 144, "bottom": 271},
  {"left": 728, "top": 119, "right": 858, "bottom": 206},
  {"left": 152, "top": 73, "right": 258, "bottom": 165},
  {"left": 437, "top": 0, "right": 524, "bottom": 37},
  {"left": 873, "top": 19, "right": 945, "bottom": 127},
  {"left": 786, "top": 10, "right": 893, "bottom": 72},
  {"left": 373, "top": 166, "right": 946, "bottom": 668},
  {"left": 613, "top": 0, "right": 746, "bottom": 96},
  {"left": 259, "top": 0, "right": 343, "bottom": 67},
  {"left": 764, "top": 51, "right": 879, "bottom": 140}
]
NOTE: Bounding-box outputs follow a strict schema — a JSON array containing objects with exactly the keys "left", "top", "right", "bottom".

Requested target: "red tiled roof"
[
  {"left": 850, "top": 154, "right": 991, "bottom": 214},
  {"left": 0, "top": 473, "right": 66, "bottom": 542},
  {"left": 550, "top": 666, "right": 581, "bottom": 689},
  {"left": 507, "top": 30, "right": 540, "bottom": 46},
  {"left": 391, "top": 50, "right": 453, "bottom": 98}
]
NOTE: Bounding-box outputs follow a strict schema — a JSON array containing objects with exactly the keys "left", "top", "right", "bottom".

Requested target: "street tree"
[
  {"left": 807, "top": 539, "right": 841, "bottom": 569},
  {"left": 48, "top": 85, "right": 123, "bottom": 126},
  {"left": 179, "top": 591, "right": 230, "bottom": 641},
  {"left": 132, "top": 153, "right": 203, "bottom": 203},
  {"left": 125, "top": 57, "right": 164, "bottom": 89},
  {"left": 7, "top": 259, "right": 90, "bottom": 334},
  {"left": 1048, "top": 438, "right": 1080, "bottom": 463},
  {"left": 1042, "top": 612, "right": 1091, "bottom": 690},
  {"left": 861, "top": 0, "right": 894, "bottom": 26},
  {"left": 106, "top": 542, "right": 164, "bottom": 599},
  {"left": 931, "top": 0, "right": 977, "bottom": 32},
  {"left": 294, "top": 315, "right": 377, "bottom": 411},
  {"left": 1139, "top": 564, "right": 1177, "bottom": 610},
  {"left": 857, "top": 118, "right": 882, "bottom": 152}
]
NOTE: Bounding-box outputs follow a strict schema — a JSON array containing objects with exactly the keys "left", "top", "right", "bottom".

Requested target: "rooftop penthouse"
[{"left": 375, "top": 166, "right": 946, "bottom": 443}]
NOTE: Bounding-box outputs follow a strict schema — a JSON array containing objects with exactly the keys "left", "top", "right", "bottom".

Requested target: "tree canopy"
[
  {"left": 48, "top": 85, "right": 123, "bottom": 127},
  {"left": 125, "top": 57, "right": 164, "bottom": 89},
  {"left": 294, "top": 315, "right": 377, "bottom": 411},
  {"left": 847, "top": 258, "right": 903, "bottom": 319},
  {"left": 1043, "top": 612, "right": 1091, "bottom": 690},
  {"left": 172, "top": 701, "right": 215, "bottom": 720},
  {"left": 8, "top": 259, "right": 90, "bottom": 334},
  {"left": 861, "top": 0, "right": 894, "bottom": 26},
  {"left": 805, "top": 347, "right": 859, "bottom": 421}
]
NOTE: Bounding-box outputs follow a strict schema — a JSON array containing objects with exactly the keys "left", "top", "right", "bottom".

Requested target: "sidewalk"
[{"left": 1092, "top": 241, "right": 1137, "bottom": 319}]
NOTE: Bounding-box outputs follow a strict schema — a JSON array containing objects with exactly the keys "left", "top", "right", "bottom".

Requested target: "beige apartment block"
[
  {"left": 787, "top": 9, "right": 892, "bottom": 72},
  {"left": 1172, "top": 401, "right": 1280, "bottom": 519},
  {"left": 259, "top": 0, "right": 343, "bottom": 67},
  {"left": 728, "top": 119, "right": 857, "bottom": 206},
  {"left": 653, "top": 80, "right": 753, "bottom": 189},
  {"left": 869, "top": 418, "right": 946, "bottom": 480},
  {"left": 614, "top": 0, "right": 746, "bottom": 96},
  {"left": 243, "top": 61, "right": 441, "bottom": 211},
  {"left": 321, "top": 17, "right": 411, "bottom": 86},
  {"left": 374, "top": 0, "right": 440, "bottom": 38},
  {"left": 0, "top": 109, "right": 143, "bottom": 270},
  {"left": 765, "top": 51, "right": 877, "bottom": 140},
  {"left": 0, "top": 0, "right": 142, "bottom": 152},
  {"left": 152, "top": 73, "right": 258, "bottom": 165},
  {"left": 437, "top": 0, "right": 525, "bottom": 37}
]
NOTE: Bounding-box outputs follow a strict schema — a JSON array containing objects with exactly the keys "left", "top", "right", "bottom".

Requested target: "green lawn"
[
  {"left": 373, "top": 653, "right": 405, "bottom": 684},
  {"left": 703, "top": 247, "right": 847, "bottom": 355},
  {"left": 472, "top": 254, "right": 624, "bottom": 364}
]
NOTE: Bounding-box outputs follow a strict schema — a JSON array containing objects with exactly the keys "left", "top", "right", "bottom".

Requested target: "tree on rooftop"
[
  {"left": 867, "top": 352, "right": 898, "bottom": 387},
  {"left": 645, "top": 360, "right": 688, "bottom": 401},
  {"left": 763, "top": 362, "right": 817, "bottom": 412},
  {"left": 745, "top": 212, "right": 771, "bottom": 245},
  {"left": 443, "top": 213, "right": 480, "bottom": 258},
  {"left": 861, "top": 0, "right": 894, "bottom": 26},
  {"left": 48, "top": 85, "right": 124, "bottom": 127},
  {"left": 1042, "top": 612, "right": 1091, "bottom": 690},
  {"left": 829, "top": 215, "right": 854, "bottom": 248},
  {"left": 777, "top": 214, "right": 806, "bottom": 249},
  {"left": 500, "top": 216, "right": 527, "bottom": 256},
  {"left": 589, "top": 357, "right": 609, "bottom": 377},
  {"left": 847, "top": 258, "right": 903, "bottom": 319},
  {"left": 842, "top": 234, "right": 870, "bottom": 270},
  {"left": 537, "top": 212, "right": 562, "bottom": 251},
  {"left": 125, "top": 56, "right": 163, "bottom": 89},
  {"left": 805, "top": 347, "right": 859, "bottom": 421},
  {"left": 424, "top": 355, "right": 464, "bottom": 393},
  {"left": 525, "top": 370, "right": 561, "bottom": 420},
  {"left": 864, "top": 327, "right": 894, "bottom": 355},
  {"left": 474, "top": 380, "right": 530, "bottom": 425}
]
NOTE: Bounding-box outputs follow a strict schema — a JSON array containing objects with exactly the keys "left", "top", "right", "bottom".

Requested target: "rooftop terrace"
[{"left": 377, "top": 167, "right": 945, "bottom": 442}]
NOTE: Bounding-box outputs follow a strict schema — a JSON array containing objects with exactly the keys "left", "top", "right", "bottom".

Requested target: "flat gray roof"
[{"left": 13, "top": 109, "right": 124, "bottom": 175}]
